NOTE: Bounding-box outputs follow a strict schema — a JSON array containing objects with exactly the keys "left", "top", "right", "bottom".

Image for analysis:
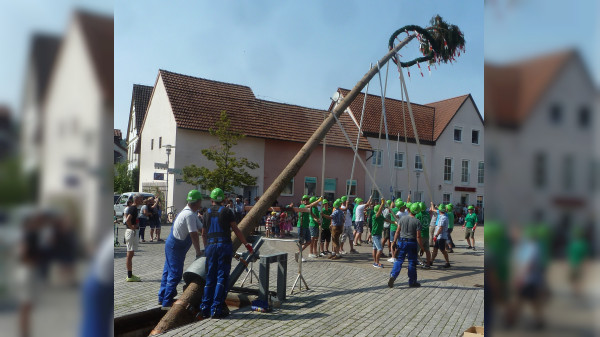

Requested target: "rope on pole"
[
  {"left": 346, "top": 64, "right": 371, "bottom": 199},
  {"left": 397, "top": 61, "right": 435, "bottom": 202}
]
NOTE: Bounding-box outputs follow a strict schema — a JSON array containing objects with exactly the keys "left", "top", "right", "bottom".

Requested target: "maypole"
[{"left": 151, "top": 15, "right": 465, "bottom": 334}]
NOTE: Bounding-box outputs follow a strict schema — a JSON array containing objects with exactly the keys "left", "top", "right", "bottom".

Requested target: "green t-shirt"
[
  {"left": 371, "top": 213, "right": 384, "bottom": 236},
  {"left": 297, "top": 204, "right": 310, "bottom": 228},
  {"left": 415, "top": 212, "right": 429, "bottom": 237},
  {"left": 465, "top": 213, "right": 477, "bottom": 228},
  {"left": 390, "top": 207, "right": 399, "bottom": 232},
  {"left": 321, "top": 208, "right": 332, "bottom": 229},
  {"left": 309, "top": 207, "right": 320, "bottom": 227},
  {"left": 447, "top": 212, "right": 454, "bottom": 229},
  {"left": 352, "top": 206, "right": 357, "bottom": 222}
]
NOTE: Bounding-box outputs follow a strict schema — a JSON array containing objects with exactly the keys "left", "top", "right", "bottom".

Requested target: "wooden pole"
[{"left": 150, "top": 34, "right": 415, "bottom": 335}]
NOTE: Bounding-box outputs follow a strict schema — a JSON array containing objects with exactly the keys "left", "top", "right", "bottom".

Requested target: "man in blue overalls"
[
  {"left": 200, "top": 188, "right": 253, "bottom": 318},
  {"left": 158, "top": 190, "right": 206, "bottom": 309}
]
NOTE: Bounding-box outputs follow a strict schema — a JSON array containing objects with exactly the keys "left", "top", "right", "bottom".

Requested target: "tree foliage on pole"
[
  {"left": 388, "top": 14, "right": 466, "bottom": 68},
  {"left": 182, "top": 111, "right": 259, "bottom": 193}
]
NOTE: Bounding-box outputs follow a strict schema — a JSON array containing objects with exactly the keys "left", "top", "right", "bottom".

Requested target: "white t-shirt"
[
  {"left": 344, "top": 209, "right": 353, "bottom": 227},
  {"left": 355, "top": 204, "right": 367, "bottom": 222},
  {"left": 382, "top": 208, "right": 391, "bottom": 228},
  {"left": 395, "top": 210, "right": 409, "bottom": 221},
  {"left": 172, "top": 205, "right": 203, "bottom": 240}
]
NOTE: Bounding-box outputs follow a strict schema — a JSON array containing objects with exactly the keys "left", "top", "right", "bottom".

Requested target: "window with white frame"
[
  {"left": 454, "top": 127, "right": 462, "bottom": 142},
  {"left": 281, "top": 178, "right": 294, "bottom": 196},
  {"left": 394, "top": 190, "right": 402, "bottom": 200},
  {"left": 476, "top": 195, "right": 484, "bottom": 209},
  {"left": 346, "top": 180, "right": 357, "bottom": 196},
  {"left": 472, "top": 130, "right": 480, "bottom": 145},
  {"left": 371, "top": 150, "right": 382, "bottom": 166},
  {"left": 444, "top": 157, "right": 453, "bottom": 182},
  {"left": 415, "top": 154, "right": 423, "bottom": 171},
  {"left": 478, "top": 161, "right": 484, "bottom": 184},
  {"left": 304, "top": 177, "right": 317, "bottom": 196},
  {"left": 461, "top": 160, "right": 470, "bottom": 183},
  {"left": 394, "top": 152, "right": 404, "bottom": 168},
  {"left": 443, "top": 193, "right": 451, "bottom": 204}
]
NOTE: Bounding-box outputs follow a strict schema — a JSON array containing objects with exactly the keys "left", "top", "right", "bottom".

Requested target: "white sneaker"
[
  {"left": 308, "top": 254, "right": 317, "bottom": 258},
  {"left": 301, "top": 258, "right": 307, "bottom": 262},
  {"left": 387, "top": 257, "right": 396, "bottom": 262},
  {"left": 340, "top": 250, "right": 346, "bottom": 255},
  {"left": 319, "top": 252, "right": 326, "bottom": 257}
]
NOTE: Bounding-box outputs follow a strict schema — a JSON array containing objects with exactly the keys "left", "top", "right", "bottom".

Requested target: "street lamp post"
[{"left": 165, "top": 145, "right": 174, "bottom": 219}]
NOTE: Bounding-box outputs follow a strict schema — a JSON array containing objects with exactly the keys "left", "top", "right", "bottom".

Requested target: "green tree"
[
  {"left": 182, "top": 111, "right": 259, "bottom": 192},
  {"left": 114, "top": 161, "right": 132, "bottom": 193}
]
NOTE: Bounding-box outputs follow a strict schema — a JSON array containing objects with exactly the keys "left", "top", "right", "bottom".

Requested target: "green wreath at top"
[{"left": 389, "top": 15, "right": 466, "bottom": 68}]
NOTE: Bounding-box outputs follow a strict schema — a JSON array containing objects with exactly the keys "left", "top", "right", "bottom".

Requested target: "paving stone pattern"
[{"left": 114, "top": 225, "right": 484, "bottom": 336}]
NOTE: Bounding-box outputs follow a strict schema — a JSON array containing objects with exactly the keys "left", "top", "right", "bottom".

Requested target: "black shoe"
[
  {"left": 443, "top": 263, "right": 451, "bottom": 268},
  {"left": 467, "top": 246, "right": 472, "bottom": 249},
  {"left": 388, "top": 277, "right": 396, "bottom": 288},
  {"left": 409, "top": 282, "right": 421, "bottom": 288}
]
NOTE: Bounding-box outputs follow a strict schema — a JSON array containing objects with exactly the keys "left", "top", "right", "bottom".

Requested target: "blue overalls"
[
  {"left": 200, "top": 206, "right": 233, "bottom": 317},
  {"left": 158, "top": 209, "right": 193, "bottom": 307}
]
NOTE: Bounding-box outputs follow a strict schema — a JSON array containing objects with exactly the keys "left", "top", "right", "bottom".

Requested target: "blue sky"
[
  {"left": 0, "top": 0, "right": 112, "bottom": 117},
  {"left": 114, "top": 1, "right": 485, "bottom": 134},
  {"left": 485, "top": 0, "right": 599, "bottom": 80}
]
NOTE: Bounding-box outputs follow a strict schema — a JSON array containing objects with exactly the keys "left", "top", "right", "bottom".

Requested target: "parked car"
[{"left": 114, "top": 192, "right": 155, "bottom": 220}]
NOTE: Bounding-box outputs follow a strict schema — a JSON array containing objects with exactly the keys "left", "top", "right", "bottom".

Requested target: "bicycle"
[{"left": 167, "top": 206, "right": 178, "bottom": 224}]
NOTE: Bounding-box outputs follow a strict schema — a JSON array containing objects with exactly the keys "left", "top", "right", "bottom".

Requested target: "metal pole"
[{"left": 165, "top": 148, "right": 170, "bottom": 219}]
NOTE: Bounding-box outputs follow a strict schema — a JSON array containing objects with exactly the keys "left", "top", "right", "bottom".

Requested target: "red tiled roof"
[
  {"left": 76, "top": 10, "right": 113, "bottom": 102},
  {"left": 29, "top": 33, "right": 61, "bottom": 104},
  {"left": 337, "top": 88, "right": 436, "bottom": 142},
  {"left": 336, "top": 88, "right": 473, "bottom": 143},
  {"left": 485, "top": 49, "right": 575, "bottom": 127},
  {"left": 130, "top": 84, "right": 153, "bottom": 135},
  {"left": 426, "top": 94, "right": 471, "bottom": 139},
  {"left": 157, "top": 70, "right": 371, "bottom": 150}
]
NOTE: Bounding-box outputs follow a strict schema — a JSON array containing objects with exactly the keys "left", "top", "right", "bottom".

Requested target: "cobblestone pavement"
[{"left": 114, "top": 225, "right": 485, "bottom": 336}]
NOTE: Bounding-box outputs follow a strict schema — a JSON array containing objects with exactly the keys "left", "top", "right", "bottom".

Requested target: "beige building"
[
  {"left": 332, "top": 88, "right": 484, "bottom": 208},
  {"left": 40, "top": 10, "right": 113, "bottom": 244},
  {"left": 486, "top": 50, "right": 597, "bottom": 235}
]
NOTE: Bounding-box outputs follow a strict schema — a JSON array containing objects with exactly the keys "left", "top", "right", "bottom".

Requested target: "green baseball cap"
[
  {"left": 322, "top": 199, "right": 328, "bottom": 204},
  {"left": 341, "top": 196, "right": 348, "bottom": 202},
  {"left": 374, "top": 205, "right": 381, "bottom": 213},
  {"left": 438, "top": 204, "right": 445, "bottom": 212},
  {"left": 355, "top": 198, "right": 363, "bottom": 204},
  {"left": 309, "top": 196, "right": 318, "bottom": 203},
  {"left": 468, "top": 205, "right": 474, "bottom": 210},
  {"left": 333, "top": 200, "right": 342, "bottom": 208},
  {"left": 446, "top": 203, "right": 454, "bottom": 211},
  {"left": 302, "top": 195, "right": 310, "bottom": 200}
]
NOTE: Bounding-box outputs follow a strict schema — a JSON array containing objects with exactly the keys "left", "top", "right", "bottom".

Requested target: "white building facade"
[{"left": 335, "top": 89, "right": 484, "bottom": 208}]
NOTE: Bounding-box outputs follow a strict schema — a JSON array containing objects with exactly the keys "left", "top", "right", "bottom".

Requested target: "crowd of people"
[
  {"left": 119, "top": 189, "right": 482, "bottom": 319},
  {"left": 252, "top": 194, "right": 481, "bottom": 288}
]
